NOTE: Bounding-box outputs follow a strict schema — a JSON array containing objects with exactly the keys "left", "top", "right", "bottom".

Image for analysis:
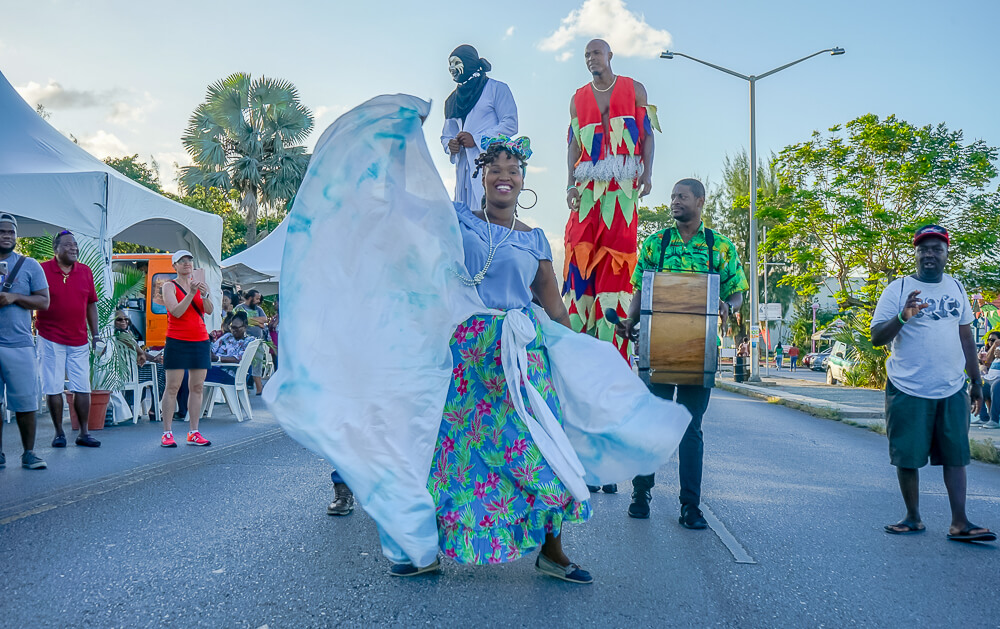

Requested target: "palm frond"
[
  {"left": 271, "top": 104, "right": 314, "bottom": 145},
  {"left": 249, "top": 76, "right": 298, "bottom": 108}
]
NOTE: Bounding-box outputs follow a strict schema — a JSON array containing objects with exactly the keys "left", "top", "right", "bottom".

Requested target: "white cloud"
[
  {"left": 526, "top": 165, "right": 548, "bottom": 174},
  {"left": 75, "top": 130, "right": 129, "bottom": 159},
  {"left": 108, "top": 92, "right": 158, "bottom": 126},
  {"left": 504, "top": 26, "right": 515, "bottom": 39},
  {"left": 15, "top": 79, "right": 108, "bottom": 109},
  {"left": 539, "top": 0, "right": 671, "bottom": 59},
  {"left": 313, "top": 104, "right": 348, "bottom": 121}
]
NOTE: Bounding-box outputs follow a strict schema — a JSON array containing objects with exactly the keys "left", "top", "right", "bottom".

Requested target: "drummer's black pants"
[{"left": 632, "top": 384, "right": 712, "bottom": 508}]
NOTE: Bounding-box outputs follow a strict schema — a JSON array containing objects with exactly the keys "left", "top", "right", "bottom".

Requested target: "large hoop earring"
[{"left": 517, "top": 188, "right": 538, "bottom": 210}]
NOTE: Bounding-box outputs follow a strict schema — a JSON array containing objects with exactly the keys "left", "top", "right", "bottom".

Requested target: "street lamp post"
[{"left": 660, "top": 47, "right": 844, "bottom": 382}]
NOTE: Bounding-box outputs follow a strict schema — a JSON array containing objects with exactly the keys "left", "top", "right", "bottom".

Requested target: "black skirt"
[{"left": 163, "top": 337, "right": 211, "bottom": 370}]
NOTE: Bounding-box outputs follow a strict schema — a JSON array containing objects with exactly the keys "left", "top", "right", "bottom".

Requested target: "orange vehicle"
[{"left": 112, "top": 254, "right": 177, "bottom": 348}]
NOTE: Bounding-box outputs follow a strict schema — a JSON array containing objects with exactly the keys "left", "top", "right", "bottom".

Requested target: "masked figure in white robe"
[{"left": 440, "top": 44, "right": 517, "bottom": 211}]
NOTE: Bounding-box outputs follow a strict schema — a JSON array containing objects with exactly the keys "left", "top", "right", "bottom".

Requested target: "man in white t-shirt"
[{"left": 871, "top": 224, "right": 994, "bottom": 543}]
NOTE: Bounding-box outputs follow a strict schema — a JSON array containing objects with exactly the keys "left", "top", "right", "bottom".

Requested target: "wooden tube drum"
[{"left": 637, "top": 271, "right": 720, "bottom": 388}]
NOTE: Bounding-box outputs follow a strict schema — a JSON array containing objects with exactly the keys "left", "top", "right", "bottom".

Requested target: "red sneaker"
[
  {"left": 186, "top": 431, "right": 211, "bottom": 446},
  {"left": 161, "top": 433, "right": 177, "bottom": 448}
]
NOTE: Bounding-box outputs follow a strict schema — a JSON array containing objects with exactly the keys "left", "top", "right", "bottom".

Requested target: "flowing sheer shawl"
[{"left": 265, "top": 94, "right": 691, "bottom": 568}]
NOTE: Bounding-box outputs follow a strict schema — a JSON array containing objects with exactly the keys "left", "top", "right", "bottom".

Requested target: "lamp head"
[
  {"left": 660, "top": 51, "right": 674, "bottom": 59},
  {"left": 831, "top": 47, "right": 846, "bottom": 55}
]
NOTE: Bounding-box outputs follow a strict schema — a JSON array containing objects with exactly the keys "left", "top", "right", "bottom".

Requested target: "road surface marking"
[
  {"left": 702, "top": 502, "right": 757, "bottom": 564},
  {"left": 0, "top": 428, "right": 285, "bottom": 526}
]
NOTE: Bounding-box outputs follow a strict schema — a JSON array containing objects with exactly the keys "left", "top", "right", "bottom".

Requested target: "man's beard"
[{"left": 0, "top": 244, "right": 14, "bottom": 255}]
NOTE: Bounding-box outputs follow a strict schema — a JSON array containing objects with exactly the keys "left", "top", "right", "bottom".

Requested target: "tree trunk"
[{"left": 242, "top": 189, "right": 259, "bottom": 246}]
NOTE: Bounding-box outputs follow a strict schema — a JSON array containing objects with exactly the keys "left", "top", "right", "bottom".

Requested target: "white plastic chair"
[
  {"left": 117, "top": 359, "right": 160, "bottom": 424},
  {"left": 200, "top": 339, "right": 260, "bottom": 423},
  {"left": 263, "top": 346, "right": 275, "bottom": 379}
]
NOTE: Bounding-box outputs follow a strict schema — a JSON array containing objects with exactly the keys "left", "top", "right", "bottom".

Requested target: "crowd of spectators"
[{"left": 0, "top": 215, "right": 279, "bottom": 470}]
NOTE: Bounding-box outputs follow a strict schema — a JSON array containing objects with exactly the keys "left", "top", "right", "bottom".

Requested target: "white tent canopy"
[
  {"left": 0, "top": 68, "right": 223, "bottom": 311},
  {"left": 222, "top": 217, "right": 286, "bottom": 294}
]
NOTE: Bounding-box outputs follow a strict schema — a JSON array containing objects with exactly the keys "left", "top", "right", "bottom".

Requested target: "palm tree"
[{"left": 180, "top": 73, "right": 313, "bottom": 245}]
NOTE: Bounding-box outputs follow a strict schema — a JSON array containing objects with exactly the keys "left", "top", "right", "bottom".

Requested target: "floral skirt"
[{"left": 427, "top": 309, "right": 591, "bottom": 565}]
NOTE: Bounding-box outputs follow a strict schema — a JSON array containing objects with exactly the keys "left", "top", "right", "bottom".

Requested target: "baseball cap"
[
  {"left": 913, "top": 224, "right": 949, "bottom": 246},
  {"left": 171, "top": 249, "right": 194, "bottom": 264},
  {"left": 0, "top": 212, "right": 17, "bottom": 229}
]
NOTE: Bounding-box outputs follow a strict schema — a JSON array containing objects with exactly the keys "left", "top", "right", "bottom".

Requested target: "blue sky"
[{"left": 2, "top": 0, "right": 998, "bottom": 252}]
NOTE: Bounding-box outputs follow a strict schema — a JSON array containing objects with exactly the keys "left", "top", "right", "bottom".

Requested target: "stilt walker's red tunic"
[{"left": 563, "top": 77, "right": 659, "bottom": 359}]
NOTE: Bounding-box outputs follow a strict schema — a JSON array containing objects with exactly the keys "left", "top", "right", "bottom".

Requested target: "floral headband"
[{"left": 480, "top": 135, "right": 532, "bottom": 161}]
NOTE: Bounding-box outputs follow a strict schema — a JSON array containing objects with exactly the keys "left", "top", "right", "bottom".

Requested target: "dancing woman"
[
  {"left": 417, "top": 135, "right": 591, "bottom": 581},
  {"left": 266, "top": 95, "right": 691, "bottom": 584}
]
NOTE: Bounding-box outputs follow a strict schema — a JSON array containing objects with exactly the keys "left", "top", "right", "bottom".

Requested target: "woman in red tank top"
[{"left": 160, "top": 251, "right": 214, "bottom": 448}]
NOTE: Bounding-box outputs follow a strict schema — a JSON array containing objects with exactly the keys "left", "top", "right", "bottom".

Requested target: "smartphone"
[
  {"left": 191, "top": 268, "right": 206, "bottom": 286},
  {"left": 0, "top": 260, "right": 7, "bottom": 277}
]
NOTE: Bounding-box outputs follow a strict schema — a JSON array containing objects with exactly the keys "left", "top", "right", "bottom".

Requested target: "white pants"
[{"left": 38, "top": 337, "right": 90, "bottom": 395}]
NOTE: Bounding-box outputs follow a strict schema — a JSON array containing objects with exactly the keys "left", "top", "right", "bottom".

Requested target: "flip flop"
[
  {"left": 884, "top": 523, "right": 925, "bottom": 535},
  {"left": 947, "top": 527, "right": 997, "bottom": 543}
]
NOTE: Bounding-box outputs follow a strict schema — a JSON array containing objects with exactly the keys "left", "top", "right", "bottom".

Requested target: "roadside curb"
[
  {"left": 717, "top": 380, "right": 883, "bottom": 425},
  {"left": 717, "top": 380, "right": 1000, "bottom": 463}
]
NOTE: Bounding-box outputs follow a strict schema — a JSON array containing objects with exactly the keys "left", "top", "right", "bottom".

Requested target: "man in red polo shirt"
[{"left": 36, "top": 231, "right": 101, "bottom": 448}]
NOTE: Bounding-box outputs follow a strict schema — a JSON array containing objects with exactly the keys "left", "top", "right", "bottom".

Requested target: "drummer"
[{"left": 616, "top": 178, "right": 748, "bottom": 528}]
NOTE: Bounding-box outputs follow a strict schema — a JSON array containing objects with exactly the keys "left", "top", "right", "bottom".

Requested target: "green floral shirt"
[{"left": 631, "top": 222, "right": 749, "bottom": 300}]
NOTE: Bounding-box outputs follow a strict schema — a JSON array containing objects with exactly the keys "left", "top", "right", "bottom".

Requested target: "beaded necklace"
[{"left": 455, "top": 207, "right": 517, "bottom": 286}]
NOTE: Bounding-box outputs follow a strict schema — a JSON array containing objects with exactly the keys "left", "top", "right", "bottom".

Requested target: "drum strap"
[{"left": 657, "top": 227, "right": 715, "bottom": 274}]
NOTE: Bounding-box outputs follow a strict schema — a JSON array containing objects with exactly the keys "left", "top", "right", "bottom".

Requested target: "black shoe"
[
  {"left": 51, "top": 434, "right": 67, "bottom": 448},
  {"left": 326, "top": 483, "right": 355, "bottom": 516},
  {"left": 628, "top": 489, "right": 651, "bottom": 519},
  {"left": 75, "top": 434, "right": 101, "bottom": 448},
  {"left": 0, "top": 452, "right": 5, "bottom": 469},
  {"left": 601, "top": 484, "right": 618, "bottom": 494},
  {"left": 586, "top": 485, "right": 600, "bottom": 493},
  {"left": 679, "top": 504, "right": 708, "bottom": 529}
]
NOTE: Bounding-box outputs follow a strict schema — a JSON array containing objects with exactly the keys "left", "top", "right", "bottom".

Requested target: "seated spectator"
[
  {"left": 206, "top": 311, "right": 253, "bottom": 385},
  {"left": 114, "top": 309, "right": 165, "bottom": 419},
  {"left": 209, "top": 312, "right": 234, "bottom": 342},
  {"left": 975, "top": 331, "right": 1000, "bottom": 428}
]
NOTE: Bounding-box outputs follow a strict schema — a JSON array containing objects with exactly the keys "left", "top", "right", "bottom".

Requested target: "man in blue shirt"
[{"left": 0, "top": 213, "right": 50, "bottom": 470}]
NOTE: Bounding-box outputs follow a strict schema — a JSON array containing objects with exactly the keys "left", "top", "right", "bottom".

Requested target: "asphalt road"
[{"left": 1, "top": 392, "right": 998, "bottom": 628}]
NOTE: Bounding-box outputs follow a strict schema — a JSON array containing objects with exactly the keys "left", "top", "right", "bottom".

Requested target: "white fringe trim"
[{"left": 574, "top": 155, "right": 643, "bottom": 182}]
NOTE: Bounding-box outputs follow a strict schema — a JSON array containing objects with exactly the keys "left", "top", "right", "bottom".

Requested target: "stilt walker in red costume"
[{"left": 563, "top": 39, "right": 659, "bottom": 359}]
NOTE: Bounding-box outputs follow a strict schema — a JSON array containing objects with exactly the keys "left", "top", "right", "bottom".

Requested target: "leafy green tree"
[
  {"left": 700, "top": 151, "right": 794, "bottom": 338},
  {"left": 762, "top": 114, "right": 1000, "bottom": 309},
  {"left": 635, "top": 203, "right": 672, "bottom": 244},
  {"left": 763, "top": 114, "right": 1000, "bottom": 387},
  {"left": 105, "top": 154, "right": 163, "bottom": 193},
  {"left": 787, "top": 303, "right": 837, "bottom": 350},
  {"left": 103, "top": 154, "right": 164, "bottom": 253},
  {"left": 179, "top": 72, "right": 313, "bottom": 246},
  {"left": 174, "top": 186, "right": 246, "bottom": 258}
]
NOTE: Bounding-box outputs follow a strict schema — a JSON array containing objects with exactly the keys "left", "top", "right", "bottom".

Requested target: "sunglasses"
[{"left": 115, "top": 317, "right": 129, "bottom": 322}]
